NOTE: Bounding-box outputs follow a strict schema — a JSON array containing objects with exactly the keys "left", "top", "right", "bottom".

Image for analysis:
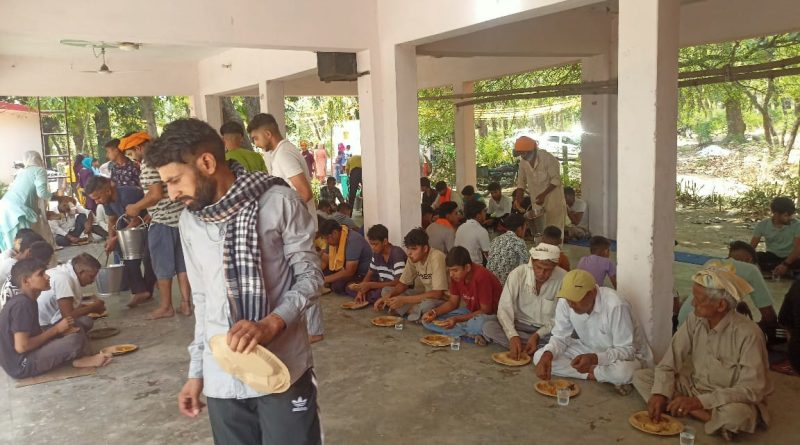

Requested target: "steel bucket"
[
  {"left": 117, "top": 216, "right": 148, "bottom": 260},
  {"left": 96, "top": 254, "right": 125, "bottom": 297}
]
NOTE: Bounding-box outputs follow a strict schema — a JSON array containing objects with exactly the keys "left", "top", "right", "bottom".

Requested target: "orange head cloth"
[
  {"left": 119, "top": 132, "right": 152, "bottom": 151},
  {"left": 514, "top": 136, "right": 538, "bottom": 152}
]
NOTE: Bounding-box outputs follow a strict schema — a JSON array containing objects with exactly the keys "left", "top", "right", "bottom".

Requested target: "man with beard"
[
  {"left": 144, "top": 119, "right": 322, "bottom": 445},
  {"left": 514, "top": 136, "right": 567, "bottom": 234}
]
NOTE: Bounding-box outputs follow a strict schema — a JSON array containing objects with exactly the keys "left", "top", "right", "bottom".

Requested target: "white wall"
[
  {"left": 0, "top": 109, "right": 42, "bottom": 184},
  {"left": 197, "top": 49, "right": 317, "bottom": 96}
]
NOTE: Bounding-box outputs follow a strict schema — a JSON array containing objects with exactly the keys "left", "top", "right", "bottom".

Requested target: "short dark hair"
[
  {"left": 104, "top": 138, "right": 120, "bottom": 149},
  {"left": 589, "top": 236, "right": 611, "bottom": 254},
  {"left": 729, "top": 240, "right": 757, "bottom": 263},
  {"left": 18, "top": 231, "right": 45, "bottom": 253},
  {"left": 445, "top": 246, "right": 472, "bottom": 268},
  {"left": 461, "top": 185, "right": 475, "bottom": 197},
  {"left": 501, "top": 213, "right": 525, "bottom": 232},
  {"left": 564, "top": 186, "right": 576, "bottom": 197},
  {"left": 337, "top": 202, "right": 352, "bottom": 212},
  {"left": 437, "top": 201, "right": 459, "bottom": 218},
  {"left": 421, "top": 204, "right": 434, "bottom": 216},
  {"left": 85, "top": 175, "right": 112, "bottom": 195},
  {"left": 420, "top": 177, "right": 431, "bottom": 188},
  {"left": 434, "top": 181, "right": 447, "bottom": 192},
  {"left": 770, "top": 196, "right": 796, "bottom": 214},
  {"left": 26, "top": 241, "right": 54, "bottom": 264},
  {"left": 488, "top": 182, "right": 501, "bottom": 192},
  {"left": 146, "top": 118, "right": 226, "bottom": 168},
  {"left": 327, "top": 176, "right": 337, "bottom": 183},
  {"left": 464, "top": 200, "right": 486, "bottom": 219},
  {"left": 246, "top": 113, "right": 282, "bottom": 137},
  {"left": 14, "top": 228, "right": 35, "bottom": 240},
  {"left": 220, "top": 121, "right": 245, "bottom": 136},
  {"left": 317, "top": 199, "right": 332, "bottom": 211},
  {"left": 366, "top": 224, "right": 389, "bottom": 242},
  {"left": 319, "top": 219, "right": 342, "bottom": 236},
  {"left": 72, "top": 252, "right": 102, "bottom": 273},
  {"left": 403, "top": 228, "right": 429, "bottom": 248},
  {"left": 543, "top": 225, "right": 562, "bottom": 240},
  {"left": 10, "top": 259, "right": 46, "bottom": 288}
]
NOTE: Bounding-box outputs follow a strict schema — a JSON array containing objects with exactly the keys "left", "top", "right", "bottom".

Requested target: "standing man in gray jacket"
[{"left": 145, "top": 119, "right": 323, "bottom": 445}]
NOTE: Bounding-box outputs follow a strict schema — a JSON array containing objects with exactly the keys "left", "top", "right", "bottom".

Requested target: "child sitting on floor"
[
  {"left": 576, "top": 235, "right": 617, "bottom": 288},
  {"left": 541, "top": 226, "right": 571, "bottom": 271},
  {"left": 0, "top": 259, "right": 112, "bottom": 379}
]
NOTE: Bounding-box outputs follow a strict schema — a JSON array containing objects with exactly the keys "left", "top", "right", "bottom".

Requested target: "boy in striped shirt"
[{"left": 353, "top": 225, "right": 407, "bottom": 304}]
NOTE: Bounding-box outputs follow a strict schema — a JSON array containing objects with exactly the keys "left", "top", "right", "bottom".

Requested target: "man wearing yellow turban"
[{"left": 633, "top": 265, "right": 773, "bottom": 442}]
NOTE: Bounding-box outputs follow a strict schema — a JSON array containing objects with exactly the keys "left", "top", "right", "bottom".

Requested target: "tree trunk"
[
  {"left": 220, "top": 97, "right": 252, "bottom": 149},
  {"left": 139, "top": 97, "right": 159, "bottom": 137},
  {"left": 786, "top": 98, "right": 800, "bottom": 156},
  {"left": 741, "top": 79, "right": 775, "bottom": 146},
  {"left": 724, "top": 97, "right": 746, "bottom": 143},
  {"left": 243, "top": 97, "right": 260, "bottom": 122},
  {"left": 93, "top": 98, "right": 111, "bottom": 155}
]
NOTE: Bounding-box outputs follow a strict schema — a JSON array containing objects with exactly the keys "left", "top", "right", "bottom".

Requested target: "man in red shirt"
[{"left": 421, "top": 246, "right": 502, "bottom": 344}]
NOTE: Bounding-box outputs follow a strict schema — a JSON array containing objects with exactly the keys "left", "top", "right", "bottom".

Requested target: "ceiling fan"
[{"left": 81, "top": 47, "right": 114, "bottom": 74}]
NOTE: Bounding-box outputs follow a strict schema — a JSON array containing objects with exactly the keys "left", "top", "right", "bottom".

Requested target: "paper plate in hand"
[
  {"left": 534, "top": 379, "right": 580, "bottom": 398},
  {"left": 208, "top": 334, "right": 290, "bottom": 394},
  {"left": 101, "top": 344, "right": 138, "bottom": 356},
  {"left": 420, "top": 334, "right": 452, "bottom": 347},
  {"left": 341, "top": 300, "right": 369, "bottom": 310},
  {"left": 371, "top": 316, "right": 401, "bottom": 327},
  {"left": 88, "top": 327, "right": 120, "bottom": 340},
  {"left": 88, "top": 311, "right": 108, "bottom": 319},
  {"left": 628, "top": 411, "right": 684, "bottom": 436},
  {"left": 432, "top": 320, "right": 451, "bottom": 327},
  {"left": 492, "top": 351, "right": 532, "bottom": 366}
]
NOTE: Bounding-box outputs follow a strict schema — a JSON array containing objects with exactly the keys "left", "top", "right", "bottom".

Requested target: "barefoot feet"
[
  {"left": 73, "top": 352, "right": 113, "bottom": 368},
  {"left": 146, "top": 307, "right": 176, "bottom": 320},
  {"left": 180, "top": 300, "right": 193, "bottom": 316},
  {"left": 127, "top": 292, "right": 152, "bottom": 308}
]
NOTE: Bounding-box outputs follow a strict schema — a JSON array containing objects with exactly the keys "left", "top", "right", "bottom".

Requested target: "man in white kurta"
[
  {"left": 534, "top": 269, "right": 653, "bottom": 391},
  {"left": 514, "top": 136, "right": 567, "bottom": 234}
]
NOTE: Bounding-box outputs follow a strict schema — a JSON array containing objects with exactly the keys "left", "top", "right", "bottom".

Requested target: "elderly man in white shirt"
[
  {"left": 534, "top": 269, "right": 652, "bottom": 394},
  {"left": 482, "top": 243, "right": 566, "bottom": 360}
]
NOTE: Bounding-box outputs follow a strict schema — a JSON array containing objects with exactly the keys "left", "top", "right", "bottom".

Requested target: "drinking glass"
[
  {"left": 394, "top": 321, "right": 404, "bottom": 331},
  {"left": 679, "top": 426, "right": 695, "bottom": 445},
  {"left": 450, "top": 336, "right": 461, "bottom": 351},
  {"left": 556, "top": 387, "right": 570, "bottom": 406}
]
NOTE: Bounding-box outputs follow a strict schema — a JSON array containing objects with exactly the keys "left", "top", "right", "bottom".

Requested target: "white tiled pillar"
[
  {"left": 617, "top": 0, "right": 680, "bottom": 361},
  {"left": 454, "top": 81, "right": 477, "bottom": 191},
  {"left": 259, "top": 80, "right": 286, "bottom": 136},
  {"left": 189, "top": 94, "right": 223, "bottom": 132}
]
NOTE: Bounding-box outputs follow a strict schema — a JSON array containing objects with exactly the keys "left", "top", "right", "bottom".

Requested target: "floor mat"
[
  {"left": 15, "top": 365, "right": 96, "bottom": 388},
  {"left": 565, "top": 239, "right": 717, "bottom": 265}
]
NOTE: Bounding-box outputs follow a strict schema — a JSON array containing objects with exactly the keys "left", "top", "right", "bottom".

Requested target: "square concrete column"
[
  {"left": 259, "top": 80, "right": 286, "bottom": 136},
  {"left": 357, "top": 45, "right": 420, "bottom": 244},
  {"left": 454, "top": 81, "right": 477, "bottom": 191},
  {"left": 617, "top": 0, "right": 680, "bottom": 361},
  {"left": 580, "top": 54, "right": 618, "bottom": 238},
  {"left": 190, "top": 95, "right": 223, "bottom": 133}
]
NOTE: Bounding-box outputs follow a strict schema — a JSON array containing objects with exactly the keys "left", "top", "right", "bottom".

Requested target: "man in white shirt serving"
[{"left": 534, "top": 269, "right": 652, "bottom": 394}]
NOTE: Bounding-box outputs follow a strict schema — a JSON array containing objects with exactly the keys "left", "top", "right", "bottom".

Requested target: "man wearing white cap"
[
  {"left": 633, "top": 265, "right": 773, "bottom": 442},
  {"left": 482, "top": 243, "right": 566, "bottom": 360},
  {"left": 534, "top": 269, "right": 652, "bottom": 394},
  {"left": 513, "top": 136, "right": 567, "bottom": 234}
]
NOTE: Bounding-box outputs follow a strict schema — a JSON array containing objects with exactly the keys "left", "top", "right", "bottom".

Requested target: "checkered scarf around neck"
[{"left": 190, "top": 161, "right": 288, "bottom": 325}]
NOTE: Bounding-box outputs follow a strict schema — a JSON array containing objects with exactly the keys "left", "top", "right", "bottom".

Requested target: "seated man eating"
[
  {"left": 421, "top": 246, "right": 501, "bottom": 343},
  {"left": 48, "top": 196, "right": 107, "bottom": 246},
  {"left": 482, "top": 244, "right": 566, "bottom": 357},
  {"left": 634, "top": 265, "right": 773, "bottom": 442},
  {"left": 353, "top": 224, "right": 407, "bottom": 304},
  {"left": 750, "top": 196, "right": 800, "bottom": 277},
  {"left": 534, "top": 269, "right": 653, "bottom": 395},
  {"left": 0, "top": 259, "right": 111, "bottom": 379},
  {"left": 320, "top": 219, "right": 372, "bottom": 294},
  {"left": 375, "top": 229, "right": 447, "bottom": 321},
  {"left": 37, "top": 253, "right": 105, "bottom": 333}
]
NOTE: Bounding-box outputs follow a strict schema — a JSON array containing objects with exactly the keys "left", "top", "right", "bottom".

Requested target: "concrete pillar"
[
  {"left": 357, "top": 44, "right": 420, "bottom": 245},
  {"left": 454, "top": 81, "right": 477, "bottom": 191},
  {"left": 190, "top": 95, "right": 223, "bottom": 133},
  {"left": 580, "top": 54, "right": 618, "bottom": 238},
  {"left": 617, "top": 0, "right": 680, "bottom": 361},
  {"left": 259, "top": 80, "right": 286, "bottom": 136}
]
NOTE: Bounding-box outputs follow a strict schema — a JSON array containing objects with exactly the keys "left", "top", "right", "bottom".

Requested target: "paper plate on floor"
[
  {"left": 88, "top": 311, "right": 108, "bottom": 319},
  {"left": 88, "top": 327, "right": 120, "bottom": 340},
  {"left": 371, "top": 316, "right": 401, "bottom": 327},
  {"left": 101, "top": 344, "right": 138, "bottom": 356},
  {"left": 492, "top": 351, "right": 531, "bottom": 366},
  {"left": 341, "top": 300, "right": 369, "bottom": 310},
  {"left": 628, "top": 411, "right": 683, "bottom": 436},
  {"left": 420, "top": 334, "right": 452, "bottom": 347},
  {"left": 208, "top": 334, "right": 290, "bottom": 394},
  {"left": 534, "top": 379, "right": 580, "bottom": 398}
]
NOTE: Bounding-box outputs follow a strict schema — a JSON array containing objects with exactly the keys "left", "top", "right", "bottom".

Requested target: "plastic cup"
[
  {"left": 450, "top": 336, "right": 461, "bottom": 351},
  {"left": 556, "top": 387, "right": 570, "bottom": 406},
  {"left": 394, "top": 321, "right": 404, "bottom": 331},
  {"left": 679, "top": 426, "right": 695, "bottom": 445}
]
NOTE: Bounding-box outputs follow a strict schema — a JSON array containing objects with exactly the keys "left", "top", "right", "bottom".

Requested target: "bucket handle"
[{"left": 116, "top": 214, "right": 146, "bottom": 230}]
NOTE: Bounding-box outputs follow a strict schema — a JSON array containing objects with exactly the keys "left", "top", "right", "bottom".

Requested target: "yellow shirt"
[{"left": 345, "top": 155, "right": 362, "bottom": 172}]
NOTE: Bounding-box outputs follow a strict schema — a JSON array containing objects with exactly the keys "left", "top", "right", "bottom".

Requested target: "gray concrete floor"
[{"left": 2, "top": 241, "right": 799, "bottom": 445}]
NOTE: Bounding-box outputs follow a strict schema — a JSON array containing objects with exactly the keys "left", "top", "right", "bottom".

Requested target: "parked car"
[{"left": 538, "top": 132, "right": 581, "bottom": 160}]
